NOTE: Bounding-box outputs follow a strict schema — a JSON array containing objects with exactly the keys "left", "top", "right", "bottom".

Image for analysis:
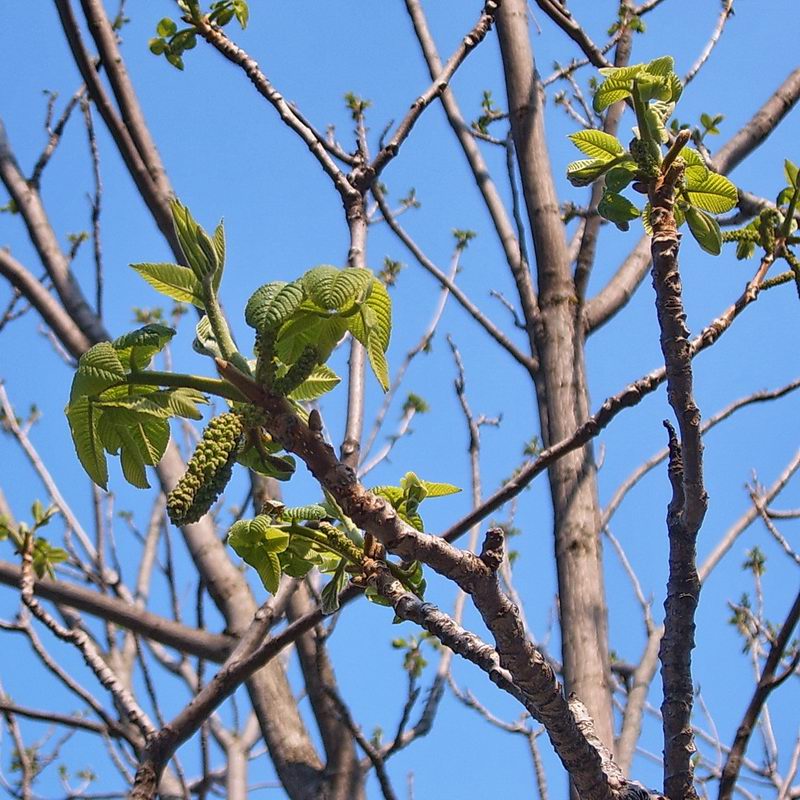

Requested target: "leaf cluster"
[
  {"left": 566, "top": 56, "right": 738, "bottom": 253},
  {"left": 723, "top": 160, "right": 800, "bottom": 269},
  {"left": 150, "top": 1, "right": 249, "bottom": 70},
  {"left": 245, "top": 263, "right": 393, "bottom": 391},
  {"left": 371, "top": 471, "right": 460, "bottom": 532},
  {"left": 0, "top": 501, "right": 67, "bottom": 579},
  {"left": 227, "top": 495, "right": 434, "bottom": 609}
]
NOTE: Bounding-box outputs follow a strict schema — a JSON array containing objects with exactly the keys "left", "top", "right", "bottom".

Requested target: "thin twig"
[{"left": 683, "top": 0, "right": 735, "bottom": 86}]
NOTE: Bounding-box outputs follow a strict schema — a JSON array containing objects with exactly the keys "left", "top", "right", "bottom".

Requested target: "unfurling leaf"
[
  {"left": 598, "top": 191, "right": 641, "bottom": 231},
  {"left": 113, "top": 324, "right": 176, "bottom": 371},
  {"left": 228, "top": 516, "right": 290, "bottom": 594},
  {"left": 70, "top": 342, "right": 126, "bottom": 400},
  {"left": 685, "top": 205, "right": 722, "bottom": 255}
]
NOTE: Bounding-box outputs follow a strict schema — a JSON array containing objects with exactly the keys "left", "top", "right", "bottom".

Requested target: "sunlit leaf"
[
  {"left": 568, "top": 130, "right": 625, "bottom": 162},
  {"left": 685, "top": 173, "right": 737, "bottom": 213},
  {"left": 131, "top": 262, "right": 204, "bottom": 308},
  {"left": 71, "top": 342, "right": 126, "bottom": 400},
  {"left": 66, "top": 397, "right": 108, "bottom": 490}
]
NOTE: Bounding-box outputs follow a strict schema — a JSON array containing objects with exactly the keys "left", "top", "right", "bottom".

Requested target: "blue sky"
[{"left": 1, "top": 2, "right": 799, "bottom": 797}]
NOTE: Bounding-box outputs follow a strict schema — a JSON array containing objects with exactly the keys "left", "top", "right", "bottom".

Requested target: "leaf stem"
[
  {"left": 121, "top": 370, "right": 245, "bottom": 402},
  {"left": 202, "top": 276, "right": 241, "bottom": 364}
]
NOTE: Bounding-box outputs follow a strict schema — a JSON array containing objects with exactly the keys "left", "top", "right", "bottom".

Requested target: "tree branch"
[
  {"left": 712, "top": 68, "right": 800, "bottom": 175},
  {"left": 370, "top": 1, "right": 500, "bottom": 179},
  {"left": 718, "top": 589, "right": 800, "bottom": 800},
  {"left": 649, "top": 161, "right": 706, "bottom": 800},
  {"left": 0, "top": 560, "right": 234, "bottom": 662}
]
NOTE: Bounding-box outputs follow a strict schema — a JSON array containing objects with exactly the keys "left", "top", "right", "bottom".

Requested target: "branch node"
[{"left": 478, "top": 526, "right": 504, "bottom": 573}]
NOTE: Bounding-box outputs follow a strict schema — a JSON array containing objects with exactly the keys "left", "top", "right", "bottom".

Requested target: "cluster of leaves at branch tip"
[
  {"left": 150, "top": 1, "right": 249, "bottom": 70},
  {"left": 65, "top": 199, "right": 459, "bottom": 610},
  {"left": 566, "top": 56, "right": 740, "bottom": 255},
  {"left": 226, "top": 470, "right": 456, "bottom": 608},
  {"left": 723, "top": 161, "right": 800, "bottom": 290},
  {"left": 0, "top": 501, "right": 67, "bottom": 579}
]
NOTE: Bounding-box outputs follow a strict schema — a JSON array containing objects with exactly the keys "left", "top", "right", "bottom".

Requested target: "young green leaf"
[
  {"left": 566, "top": 158, "right": 615, "bottom": 187},
  {"left": 236, "top": 445, "right": 296, "bottom": 481},
  {"left": 66, "top": 397, "right": 108, "bottom": 490},
  {"left": 685, "top": 172, "right": 738, "bottom": 214},
  {"left": 275, "top": 313, "right": 348, "bottom": 365},
  {"left": 246, "top": 281, "right": 304, "bottom": 332},
  {"left": 287, "top": 363, "right": 341, "bottom": 401},
  {"left": 156, "top": 17, "right": 177, "bottom": 37},
  {"left": 365, "top": 332, "right": 390, "bottom": 391},
  {"left": 212, "top": 221, "right": 226, "bottom": 290},
  {"left": 228, "top": 516, "right": 290, "bottom": 593},
  {"left": 303, "top": 265, "right": 373, "bottom": 311},
  {"left": 70, "top": 342, "right": 126, "bottom": 400},
  {"left": 232, "top": 0, "right": 249, "bottom": 28},
  {"left": 784, "top": 159, "right": 799, "bottom": 189},
  {"left": 278, "top": 504, "right": 329, "bottom": 522},
  {"left": 131, "top": 262, "right": 205, "bottom": 308},
  {"left": 113, "top": 324, "right": 176, "bottom": 371},
  {"left": 117, "top": 427, "right": 150, "bottom": 489},
  {"left": 598, "top": 191, "right": 641, "bottom": 231},
  {"left": 320, "top": 559, "right": 348, "bottom": 614},
  {"left": 678, "top": 147, "right": 709, "bottom": 186},
  {"left": 685, "top": 205, "right": 722, "bottom": 255},
  {"left": 593, "top": 70, "right": 639, "bottom": 112},
  {"left": 419, "top": 479, "right": 461, "bottom": 498},
  {"left": 604, "top": 162, "right": 638, "bottom": 193},
  {"left": 567, "top": 130, "right": 625, "bottom": 162}
]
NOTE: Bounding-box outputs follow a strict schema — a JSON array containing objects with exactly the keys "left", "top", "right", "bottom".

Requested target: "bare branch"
[
  {"left": 602, "top": 379, "right": 800, "bottom": 530},
  {"left": 718, "top": 589, "right": 800, "bottom": 800},
  {"left": 53, "top": 0, "right": 178, "bottom": 252},
  {"left": 444, "top": 251, "right": 773, "bottom": 544},
  {"left": 531, "top": 0, "right": 611, "bottom": 69},
  {"left": 18, "top": 539, "right": 156, "bottom": 739},
  {"left": 0, "top": 118, "right": 107, "bottom": 344},
  {"left": 0, "top": 560, "right": 234, "bottom": 662},
  {"left": 712, "top": 68, "right": 800, "bottom": 175},
  {"left": 29, "top": 86, "right": 86, "bottom": 189},
  {"left": 0, "top": 699, "right": 113, "bottom": 738},
  {"left": 371, "top": 2, "right": 500, "bottom": 178},
  {"left": 372, "top": 185, "right": 536, "bottom": 372},
  {"left": 189, "top": 14, "right": 357, "bottom": 205},
  {"left": 405, "top": 0, "right": 540, "bottom": 348},
  {"left": 699, "top": 450, "right": 800, "bottom": 582},
  {"left": 683, "top": 0, "right": 735, "bottom": 86},
  {"left": 0, "top": 249, "right": 91, "bottom": 359},
  {"left": 649, "top": 160, "right": 706, "bottom": 800}
]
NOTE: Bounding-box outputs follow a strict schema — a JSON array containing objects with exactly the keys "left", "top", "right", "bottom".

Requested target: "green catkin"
[
  {"left": 272, "top": 345, "right": 318, "bottom": 396},
  {"left": 167, "top": 412, "right": 244, "bottom": 526}
]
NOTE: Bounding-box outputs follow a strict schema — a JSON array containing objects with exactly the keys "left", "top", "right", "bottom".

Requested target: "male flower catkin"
[{"left": 167, "top": 412, "right": 244, "bottom": 526}]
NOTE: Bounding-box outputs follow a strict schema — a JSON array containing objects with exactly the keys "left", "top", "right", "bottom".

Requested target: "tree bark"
[{"left": 495, "top": 0, "right": 613, "bottom": 751}]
